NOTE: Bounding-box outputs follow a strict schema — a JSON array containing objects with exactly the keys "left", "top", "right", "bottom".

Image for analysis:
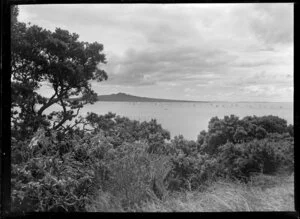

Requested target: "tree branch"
[
  {"left": 37, "top": 92, "right": 58, "bottom": 116},
  {"left": 37, "top": 86, "right": 70, "bottom": 116},
  {"left": 52, "top": 97, "right": 81, "bottom": 130},
  {"left": 52, "top": 99, "right": 69, "bottom": 130}
]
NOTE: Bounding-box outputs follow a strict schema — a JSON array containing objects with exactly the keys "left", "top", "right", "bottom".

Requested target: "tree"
[{"left": 11, "top": 6, "right": 108, "bottom": 140}]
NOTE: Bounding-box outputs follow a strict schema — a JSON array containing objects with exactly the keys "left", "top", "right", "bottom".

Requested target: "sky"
[{"left": 18, "top": 3, "right": 293, "bottom": 102}]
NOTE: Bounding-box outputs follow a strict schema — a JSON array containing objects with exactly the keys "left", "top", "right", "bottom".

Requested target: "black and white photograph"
[{"left": 9, "top": 3, "right": 294, "bottom": 212}]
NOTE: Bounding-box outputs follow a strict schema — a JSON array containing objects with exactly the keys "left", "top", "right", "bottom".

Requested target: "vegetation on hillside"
[
  {"left": 10, "top": 6, "right": 294, "bottom": 212},
  {"left": 11, "top": 112, "right": 294, "bottom": 212}
]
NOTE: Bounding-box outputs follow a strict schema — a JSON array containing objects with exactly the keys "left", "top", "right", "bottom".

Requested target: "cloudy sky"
[{"left": 18, "top": 3, "right": 293, "bottom": 102}]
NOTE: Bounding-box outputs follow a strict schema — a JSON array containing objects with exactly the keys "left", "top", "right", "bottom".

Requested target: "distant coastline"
[
  {"left": 67, "top": 93, "right": 293, "bottom": 103},
  {"left": 69, "top": 92, "right": 207, "bottom": 103},
  {"left": 95, "top": 93, "right": 205, "bottom": 103}
]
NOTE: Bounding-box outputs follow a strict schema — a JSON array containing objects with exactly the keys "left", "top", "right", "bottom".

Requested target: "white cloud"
[{"left": 17, "top": 3, "right": 293, "bottom": 102}]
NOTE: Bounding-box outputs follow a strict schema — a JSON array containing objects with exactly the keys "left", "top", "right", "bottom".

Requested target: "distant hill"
[
  {"left": 60, "top": 93, "right": 289, "bottom": 103},
  {"left": 96, "top": 93, "right": 201, "bottom": 102}
]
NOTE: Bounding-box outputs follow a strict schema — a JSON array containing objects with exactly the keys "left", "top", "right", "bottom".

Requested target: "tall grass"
[
  {"left": 86, "top": 142, "right": 173, "bottom": 211},
  {"left": 87, "top": 173, "right": 294, "bottom": 212}
]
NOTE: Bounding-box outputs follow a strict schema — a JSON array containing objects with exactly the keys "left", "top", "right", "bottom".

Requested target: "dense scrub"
[{"left": 11, "top": 113, "right": 294, "bottom": 212}]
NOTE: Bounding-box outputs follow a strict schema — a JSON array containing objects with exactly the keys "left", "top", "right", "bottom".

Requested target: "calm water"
[{"left": 46, "top": 101, "right": 293, "bottom": 140}]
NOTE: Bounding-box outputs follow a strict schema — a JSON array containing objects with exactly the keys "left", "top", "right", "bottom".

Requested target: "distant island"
[
  {"left": 67, "top": 93, "right": 291, "bottom": 103},
  {"left": 95, "top": 93, "right": 202, "bottom": 102},
  {"left": 68, "top": 92, "right": 205, "bottom": 102}
]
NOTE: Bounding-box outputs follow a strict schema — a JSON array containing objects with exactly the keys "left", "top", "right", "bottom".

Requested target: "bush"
[
  {"left": 11, "top": 155, "right": 95, "bottom": 212},
  {"left": 85, "top": 113, "right": 170, "bottom": 150},
  {"left": 166, "top": 136, "right": 221, "bottom": 191},
  {"left": 11, "top": 129, "right": 114, "bottom": 212},
  {"left": 265, "top": 133, "right": 294, "bottom": 173},
  {"left": 242, "top": 115, "right": 288, "bottom": 134},
  {"left": 197, "top": 115, "right": 290, "bottom": 156},
  {"left": 217, "top": 137, "right": 294, "bottom": 180},
  {"left": 11, "top": 113, "right": 294, "bottom": 212},
  {"left": 11, "top": 114, "right": 173, "bottom": 212}
]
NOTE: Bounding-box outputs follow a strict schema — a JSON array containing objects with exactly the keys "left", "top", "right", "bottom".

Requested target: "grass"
[{"left": 87, "top": 173, "right": 294, "bottom": 212}]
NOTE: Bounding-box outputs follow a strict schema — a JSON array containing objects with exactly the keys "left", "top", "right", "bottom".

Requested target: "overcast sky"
[{"left": 18, "top": 3, "right": 293, "bottom": 102}]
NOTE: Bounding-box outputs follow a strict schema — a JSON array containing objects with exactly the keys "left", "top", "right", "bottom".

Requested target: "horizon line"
[{"left": 97, "top": 92, "right": 293, "bottom": 103}]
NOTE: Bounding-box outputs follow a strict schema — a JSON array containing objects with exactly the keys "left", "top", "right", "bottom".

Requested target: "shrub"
[
  {"left": 197, "top": 115, "right": 291, "bottom": 157},
  {"left": 11, "top": 155, "right": 95, "bottom": 212},
  {"left": 265, "top": 133, "right": 294, "bottom": 173},
  {"left": 11, "top": 114, "right": 173, "bottom": 212},
  {"left": 242, "top": 115, "right": 288, "bottom": 134},
  {"left": 11, "top": 112, "right": 294, "bottom": 212},
  {"left": 217, "top": 137, "right": 294, "bottom": 181},
  {"left": 11, "top": 129, "right": 114, "bottom": 212},
  {"left": 85, "top": 113, "right": 170, "bottom": 150},
  {"left": 166, "top": 136, "right": 220, "bottom": 191},
  {"left": 139, "top": 119, "right": 171, "bottom": 153}
]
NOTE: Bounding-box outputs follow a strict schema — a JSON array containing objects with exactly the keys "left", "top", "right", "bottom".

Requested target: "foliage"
[
  {"left": 171, "top": 135, "right": 198, "bottom": 156},
  {"left": 139, "top": 119, "right": 171, "bottom": 153},
  {"left": 85, "top": 112, "right": 170, "bottom": 151},
  {"left": 217, "top": 136, "right": 294, "bottom": 180},
  {"left": 11, "top": 130, "right": 115, "bottom": 212},
  {"left": 197, "top": 114, "right": 290, "bottom": 155},
  {"left": 11, "top": 113, "right": 294, "bottom": 212},
  {"left": 11, "top": 6, "right": 107, "bottom": 140},
  {"left": 242, "top": 115, "right": 288, "bottom": 134},
  {"left": 11, "top": 102, "right": 294, "bottom": 212},
  {"left": 89, "top": 173, "right": 294, "bottom": 212},
  {"left": 166, "top": 135, "right": 219, "bottom": 191},
  {"left": 85, "top": 112, "right": 141, "bottom": 147},
  {"left": 265, "top": 133, "right": 294, "bottom": 172},
  {"left": 11, "top": 121, "right": 172, "bottom": 212},
  {"left": 10, "top": 6, "right": 294, "bottom": 213}
]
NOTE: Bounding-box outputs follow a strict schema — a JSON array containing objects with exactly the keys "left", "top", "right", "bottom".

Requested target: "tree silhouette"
[{"left": 11, "top": 6, "right": 108, "bottom": 139}]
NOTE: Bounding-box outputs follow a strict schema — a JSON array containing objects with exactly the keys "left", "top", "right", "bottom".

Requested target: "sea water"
[{"left": 46, "top": 101, "right": 293, "bottom": 140}]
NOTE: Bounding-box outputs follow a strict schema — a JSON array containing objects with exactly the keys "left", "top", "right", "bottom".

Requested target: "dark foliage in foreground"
[{"left": 11, "top": 112, "right": 294, "bottom": 212}]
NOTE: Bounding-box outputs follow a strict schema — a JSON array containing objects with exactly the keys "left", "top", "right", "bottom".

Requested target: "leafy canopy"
[{"left": 11, "top": 6, "right": 108, "bottom": 140}]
